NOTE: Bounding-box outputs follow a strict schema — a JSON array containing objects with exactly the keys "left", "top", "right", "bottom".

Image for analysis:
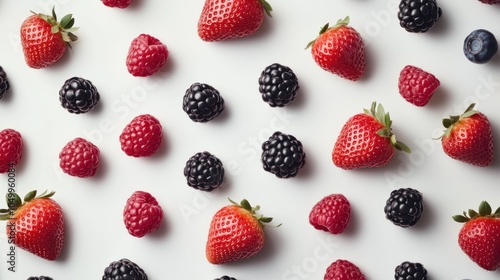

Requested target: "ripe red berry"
[
  {"left": 309, "top": 194, "right": 351, "bottom": 234},
  {"left": 324, "top": 259, "right": 366, "bottom": 280},
  {"left": 59, "top": 138, "right": 100, "bottom": 178},
  {"left": 126, "top": 34, "right": 168, "bottom": 77},
  {"left": 123, "top": 191, "right": 163, "bottom": 237},
  {"left": 101, "top": 0, "right": 132, "bottom": 8},
  {"left": 119, "top": 114, "right": 163, "bottom": 157},
  {"left": 398, "top": 65, "right": 440, "bottom": 107},
  {"left": 0, "top": 128, "right": 23, "bottom": 173}
]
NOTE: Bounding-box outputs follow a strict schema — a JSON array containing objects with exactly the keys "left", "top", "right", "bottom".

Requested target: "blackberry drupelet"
[
  {"left": 398, "top": 0, "right": 442, "bottom": 33},
  {"left": 184, "top": 151, "right": 225, "bottom": 191},
  {"left": 0, "top": 66, "right": 10, "bottom": 100},
  {"left": 394, "top": 261, "right": 427, "bottom": 280},
  {"left": 261, "top": 131, "right": 305, "bottom": 178},
  {"left": 183, "top": 82, "right": 225, "bottom": 122},
  {"left": 258, "top": 63, "right": 299, "bottom": 107},
  {"left": 384, "top": 188, "right": 424, "bottom": 227},
  {"left": 214, "top": 276, "right": 237, "bottom": 280},
  {"left": 102, "top": 258, "right": 148, "bottom": 280},
  {"left": 27, "top": 277, "right": 53, "bottom": 280},
  {"left": 59, "top": 77, "right": 100, "bottom": 114}
]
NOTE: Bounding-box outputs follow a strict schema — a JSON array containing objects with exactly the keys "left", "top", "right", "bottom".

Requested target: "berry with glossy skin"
[
  {"left": 258, "top": 63, "right": 299, "bottom": 107},
  {"left": 0, "top": 66, "right": 10, "bottom": 100},
  {"left": 119, "top": 114, "right": 163, "bottom": 157},
  {"left": 102, "top": 258, "right": 148, "bottom": 280},
  {"left": 324, "top": 259, "right": 366, "bottom": 280},
  {"left": 123, "top": 191, "right": 163, "bottom": 238},
  {"left": 261, "top": 131, "right": 305, "bottom": 178},
  {"left": 198, "top": 0, "right": 273, "bottom": 41},
  {"left": 440, "top": 103, "right": 493, "bottom": 166},
  {"left": 20, "top": 7, "right": 78, "bottom": 69},
  {"left": 184, "top": 151, "right": 225, "bottom": 191},
  {"left": 59, "top": 137, "right": 100, "bottom": 178},
  {"left": 126, "top": 34, "right": 168, "bottom": 77},
  {"left": 102, "top": 0, "right": 132, "bottom": 8},
  {"left": 214, "top": 277, "right": 237, "bottom": 280},
  {"left": 384, "top": 188, "right": 424, "bottom": 227},
  {"left": 398, "top": 0, "right": 442, "bottom": 33},
  {"left": 332, "top": 102, "right": 411, "bottom": 169},
  {"left": 464, "top": 29, "right": 498, "bottom": 64},
  {"left": 398, "top": 65, "right": 440, "bottom": 107},
  {"left": 0, "top": 129, "right": 23, "bottom": 173},
  {"left": 27, "top": 277, "right": 54, "bottom": 280},
  {"left": 59, "top": 77, "right": 100, "bottom": 114},
  {"left": 183, "top": 83, "right": 225, "bottom": 122},
  {"left": 395, "top": 261, "right": 427, "bottom": 280},
  {"left": 309, "top": 194, "right": 351, "bottom": 234},
  {"left": 307, "top": 16, "right": 365, "bottom": 81}
]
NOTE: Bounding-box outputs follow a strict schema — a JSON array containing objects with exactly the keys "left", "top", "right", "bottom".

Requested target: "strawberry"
[
  {"left": 309, "top": 194, "right": 351, "bottom": 234},
  {"left": 453, "top": 201, "right": 500, "bottom": 271},
  {"left": 324, "top": 259, "right": 366, "bottom": 280},
  {"left": 398, "top": 65, "right": 440, "bottom": 107},
  {"left": 0, "top": 190, "right": 64, "bottom": 260},
  {"left": 126, "top": 34, "right": 169, "bottom": 77},
  {"left": 0, "top": 128, "right": 23, "bottom": 173},
  {"left": 306, "top": 16, "right": 365, "bottom": 81},
  {"left": 206, "top": 198, "right": 278, "bottom": 264},
  {"left": 20, "top": 7, "right": 78, "bottom": 69},
  {"left": 332, "top": 102, "right": 411, "bottom": 169},
  {"left": 119, "top": 114, "right": 163, "bottom": 157},
  {"left": 123, "top": 191, "right": 164, "bottom": 238},
  {"left": 440, "top": 103, "right": 493, "bottom": 166},
  {"left": 197, "top": 0, "right": 273, "bottom": 42}
]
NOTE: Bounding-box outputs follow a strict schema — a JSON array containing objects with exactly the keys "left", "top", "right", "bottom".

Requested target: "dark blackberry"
[
  {"left": 394, "top": 261, "right": 427, "bottom": 280},
  {"left": 184, "top": 151, "right": 224, "bottom": 191},
  {"left": 183, "top": 82, "right": 225, "bottom": 122},
  {"left": 261, "top": 131, "right": 305, "bottom": 178},
  {"left": 258, "top": 63, "right": 299, "bottom": 107},
  {"left": 27, "top": 277, "right": 53, "bottom": 280},
  {"left": 0, "top": 66, "right": 10, "bottom": 100},
  {"left": 59, "top": 77, "right": 100, "bottom": 114},
  {"left": 102, "top": 258, "right": 147, "bottom": 280},
  {"left": 214, "top": 276, "right": 237, "bottom": 280},
  {"left": 398, "top": 0, "right": 442, "bottom": 33},
  {"left": 384, "top": 188, "right": 424, "bottom": 227}
]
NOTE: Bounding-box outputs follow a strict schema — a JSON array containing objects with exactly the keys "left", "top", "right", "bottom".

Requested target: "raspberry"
[
  {"left": 182, "top": 82, "right": 225, "bottom": 122},
  {"left": 394, "top": 261, "right": 427, "bottom": 280},
  {"left": 0, "top": 66, "right": 10, "bottom": 100},
  {"left": 0, "top": 129, "right": 23, "bottom": 173},
  {"left": 324, "top": 259, "right": 366, "bottom": 280},
  {"left": 398, "top": 0, "right": 442, "bottom": 33},
  {"left": 102, "top": 258, "right": 148, "bottom": 280},
  {"left": 101, "top": 0, "right": 132, "bottom": 8},
  {"left": 309, "top": 194, "right": 351, "bottom": 234},
  {"left": 384, "top": 188, "right": 424, "bottom": 228},
  {"left": 59, "top": 138, "right": 100, "bottom": 178},
  {"left": 126, "top": 34, "right": 168, "bottom": 77},
  {"left": 184, "top": 151, "right": 225, "bottom": 191},
  {"left": 27, "top": 277, "right": 54, "bottom": 280},
  {"left": 59, "top": 77, "right": 100, "bottom": 114},
  {"left": 398, "top": 65, "right": 440, "bottom": 107},
  {"left": 258, "top": 63, "right": 300, "bottom": 107},
  {"left": 123, "top": 191, "right": 163, "bottom": 238},
  {"left": 261, "top": 131, "right": 305, "bottom": 178},
  {"left": 119, "top": 114, "right": 163, "bottom": 157}
]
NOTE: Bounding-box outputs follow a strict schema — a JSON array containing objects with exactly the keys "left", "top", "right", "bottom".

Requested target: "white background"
[{"left": 1, "top": 0, "right": 500, "bottom": 279}]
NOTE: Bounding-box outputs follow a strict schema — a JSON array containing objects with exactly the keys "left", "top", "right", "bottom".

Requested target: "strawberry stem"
[
  {"left": 32, "top": 6, "right": 79, "bottom": 46},
  {"left": 305, "top": 16, "right": 351, "bottom": 50},
  {"left": 0, "top": 190, "right": 55, "bottom": 220},
  {"left": 439, "top": 103, "right": 478, "bottom": 139},
  {"left": 227, "top": 198, "right": 281, "bottom": 228},
  {"left": 453, "top": 201, "right": 500, "bottom": 223}
]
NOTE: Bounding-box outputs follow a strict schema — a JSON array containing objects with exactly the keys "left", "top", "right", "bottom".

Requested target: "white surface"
[{"left": 1, "top": 0, "right": 500, "bottom": 279}]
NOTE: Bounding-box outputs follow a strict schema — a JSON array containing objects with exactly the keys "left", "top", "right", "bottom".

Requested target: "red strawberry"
[
  {"left": 20, "top": 7, "right": 78, "bottom": 69},
  {"left": 126, "top": 34, "right": 169, "bottom": 77},
  {"left": 119, "top": 114, "right": 163, "bottom": 157},
  {"left": 59, "top": 137, "right": 100, "bottom": 178},
  {"left": 206, "top": 198, "right": 278, "bottom": 264},
  {"left": 1, "top": 190, "right": 64, "bottom": 260},
  {"left": 453, "top": 201, "right": 500, "bottom": 271},
  {"left": 0, "top": 129, "right": 23, "bottom": 173},
  {"left": 309, "top": 194, "right": 351, "bottom": 234},
  {"left": 102, "top": 0, "right": 132, "bottom": 8},
  {"left": 398, "top": 65, "right": 440, "bottom": 106},
  {"left": 307, "top": 16, "right": 365, "bottom": 81},
  {"left": 123, "top": 191, "right": 164, "bottom": 238},
  {"left": 332, "top": 102, "right": 411, "bottom": 169},
  {"left": 440, "top": 103, "right": 493, "bottom": 166},
  {"left": 197, "top": 0, "right": 273, "bottom": 41},
  {"left": 324, "top": 259, "right": 366, "bottom": 280}
]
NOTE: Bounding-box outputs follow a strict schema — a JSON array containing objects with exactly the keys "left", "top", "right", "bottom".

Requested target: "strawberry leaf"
[
  {"left": 240, "top": 199, "right": 252, "bottom": 212},
  {"left": 452, "top": 214, "right": 469, "bottom": 223},
  {"left": 51, "top": 6, "right": 57, "bottom": 21},
  {"left": 442, "top": 118, "right": 451, "bottom": 128},
  {"left": 468, "top": 209, "right": 479, "bottom": 219},
  {"left": 494, "top": 207, "right": 500, "bottom": 216},
  {"left": 259, "top": 0, "right": 273, "bottom": 17},
  {"left": 6, "top": 193, "right": 21, "bottom": 210},
  {"left": 479, "top": 201, "right": 492, "bottom": 216},
  {"left": 24, "top": 190, "right": 37, "bottom": 202},
  {"left": 377, "top": 128, "right": 391, "bottom": 138}
]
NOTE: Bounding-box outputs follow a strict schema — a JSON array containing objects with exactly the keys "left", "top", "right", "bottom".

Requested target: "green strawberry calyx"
[
  {"left": 32, "top": 6, "right": 79, "bottom": 45},
  {"left": 228, "top": 198, "right": 281, "bottom": 228},
  {"left": 438, "top": 103, "right": 478, "bottom": 139},
  {"left": 0, "top": 190, "right": 55, "bottom": 220},
  {"left": 364, "top": 101, "right": 411, "bottom": 153},
  {"left": 305, "top": 16, "right": 350, "bottom": 50},
  {"left": 259, "top": 0, "right": 273, "bottom": 17},
  {"left": 452, "top": 201, "right": 500, "bottom": 223}
]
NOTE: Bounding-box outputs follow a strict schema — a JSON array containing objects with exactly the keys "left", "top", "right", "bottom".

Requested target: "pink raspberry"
[
  {"left": 101, "top": 0, "right": 132, "bottom": 8},
  {"left": 0, "top": 128, "right": 23, "bottom": 173},
  {"left": 123, "top": 191, "right": 163, "bottom": 237},
  {"left": 398, "top": 65, "right": 440, "bottom": 107},
  {"left": 59, "top": 138, "right": 100, "bottom": 178},
  {"left": 309, "top": 194, "right": 351, "bottom": 234},
  {"left": 119, "top": 114, "right": 163, "bottom": 157}
]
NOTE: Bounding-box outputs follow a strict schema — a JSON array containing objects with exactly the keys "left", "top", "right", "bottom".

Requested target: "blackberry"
[
  {"left": 0, "top": 66, "right": 10, "bottom": 100},
  {"left": 27, "top": 277, "right": 53, "bottom": 280},
  {"left": 384, "top": 188, "right": 424, "bottom": 227},
  {"left": 184, "top": 151, "right": 224, "bottom": 191},
  {"left": 464, "top": 29, "right": 498, "bottom": 64},
  {"left": 59, "top": 77, "right": 100, "bottom": 114},
  {"left": 183, "top": 82, "right": 225, "bottom": 122},
  {"left": 394, "top": 261, "right": 427, "bottom": 280},
  {"left": 258, "top": 63, "right": 299, "bottom": 107},
  {"left": 102, "top": 258, "right": 147, "bottom": 280},
  {"left": 398, "top": 0, "right": 442, "bottom": 33},
  {"left": 214, "top": 276, "right": 237, "bottom": 280},
  {"left": 261, "top": 131, "right": 305, "bottom": 178}
]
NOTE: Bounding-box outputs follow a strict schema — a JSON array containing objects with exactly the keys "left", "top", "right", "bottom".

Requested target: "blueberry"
[{"left": 463, "top": 29, "right": 498, "bottom": 64}]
